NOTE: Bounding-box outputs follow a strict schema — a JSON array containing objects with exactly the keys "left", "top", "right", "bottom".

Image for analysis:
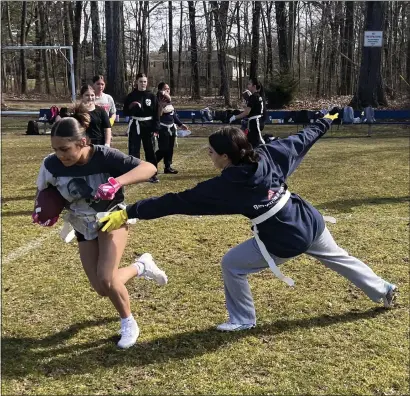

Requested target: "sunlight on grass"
[{"left": 1, "top": 124, "right": 409, "bottom": 395}]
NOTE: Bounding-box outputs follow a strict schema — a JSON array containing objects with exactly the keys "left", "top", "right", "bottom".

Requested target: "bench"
[{"left": 35, "top": 108, "right": 410, "bottom": 134}]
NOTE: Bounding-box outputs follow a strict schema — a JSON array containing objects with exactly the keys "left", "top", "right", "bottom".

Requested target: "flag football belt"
[
  {"left": 251, "top": 189, "right": 294, "bottom": 287},
  {"left": 61, "top": 204, "right": 126, "bottom": 242},
  {"left": 160, "top": 122, "right": 176, "bottom": 135},
  {"left": 126, "top": 116, "right": 153, "bottom": 136},
  {"left": 248, "top": 115, "right": 262, "bottom": 121}
]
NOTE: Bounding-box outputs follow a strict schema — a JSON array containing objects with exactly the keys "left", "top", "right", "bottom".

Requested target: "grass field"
[{"left": 1, "top": 121, "right": 409, "bottom": 395}]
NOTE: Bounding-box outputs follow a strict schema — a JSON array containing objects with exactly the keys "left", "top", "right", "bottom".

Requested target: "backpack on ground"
[{"left": 26, "top": 120, "right": 39, "bottom": 135}]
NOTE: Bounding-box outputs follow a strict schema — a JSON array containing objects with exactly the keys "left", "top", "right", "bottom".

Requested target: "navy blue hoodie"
[{"left": 127, "top": 119, "right": 332, "bottom": 258}]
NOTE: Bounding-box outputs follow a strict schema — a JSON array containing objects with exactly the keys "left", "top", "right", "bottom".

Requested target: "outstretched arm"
[
  {"left": 99, "top": 177, "right": 236, "bottom": 231},
  {"left": 263, "top": 116, "right": 335, "bottom": 178}
]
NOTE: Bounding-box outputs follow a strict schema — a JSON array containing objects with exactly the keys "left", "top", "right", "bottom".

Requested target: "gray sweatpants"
[{"left": 221, "top": 227, "right": 390, "bottom": 325}]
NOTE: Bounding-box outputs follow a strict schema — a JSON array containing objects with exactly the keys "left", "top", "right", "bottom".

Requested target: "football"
[
  {"left": 158, "top": 91, "right": 171, "bottom": 103},
  {"left": 35, "top": 185, "right": 67, "bottom": 223}
]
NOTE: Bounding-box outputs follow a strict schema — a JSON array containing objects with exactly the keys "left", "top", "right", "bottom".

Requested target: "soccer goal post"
[{"left": 2, "top": 45, "right": 76, "bottom": 102}]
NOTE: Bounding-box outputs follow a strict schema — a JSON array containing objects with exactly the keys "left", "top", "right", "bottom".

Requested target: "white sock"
[
  {"left": 132, "top": 261, "right": 145, "bottom": 277},
  {"left": 121, "top": 314, "right": 134, "bottom": 327}
]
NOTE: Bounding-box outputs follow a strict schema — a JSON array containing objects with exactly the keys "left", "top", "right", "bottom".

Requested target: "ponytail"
[
  {"left": 51, "top": 103, "right": 90, "bottom": 141},
  {"left": 209, "top": 126, "right": 260, "bottom": 166}
]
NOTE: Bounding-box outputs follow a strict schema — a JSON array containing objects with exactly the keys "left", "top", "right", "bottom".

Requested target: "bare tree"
[
  {"left": 72, "top": 1, "right": 82, "bottom": 90},
  {"left": 275, "top": 1, "right": 289, "bottom": 74},
  {"left": 188, "top": 1, "right": 200, "bottom": 99},
  {"left": 340, "top": 2, "right": 354, "bottom": 95},
  {"left": 20, "top": 1, "right": 27, "bottom": 94},
  {"left": 176, "top": 2, "right": 183, "bottom": 93},
  {"left": 351, "top": 1, "right": 387, "bottom": 108},
  {"left": 249, "top": 1, "right": 261, "bottom": 80},
  {"left": 211, "top": 1, "right": 231, "bottom": 106},
  {"left": 90, "top": 1, "right": 103, "bottom": 75},
  {"left": 203, "top": 1, "right": 213, "bottom": 95},
  {"left": 168, "top": 1, "right": 175, "bottom": 92}
]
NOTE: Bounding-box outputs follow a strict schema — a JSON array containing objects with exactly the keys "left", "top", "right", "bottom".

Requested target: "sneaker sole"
[{"left": 216, "top": 324, "right": 256, "bottom": 332}]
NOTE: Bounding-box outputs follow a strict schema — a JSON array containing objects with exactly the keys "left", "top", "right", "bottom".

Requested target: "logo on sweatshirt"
[{"left": 145, "top": 99, "right": 151, "bottom": 106}]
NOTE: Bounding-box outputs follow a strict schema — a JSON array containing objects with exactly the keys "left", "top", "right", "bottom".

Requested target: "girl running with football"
[{"left": 32, "top": 104, "right": 168, "bottom": 349}]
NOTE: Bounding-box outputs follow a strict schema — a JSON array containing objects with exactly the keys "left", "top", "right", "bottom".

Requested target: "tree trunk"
[
  {"left": 275, "top": 1, "right": 289, "bottom": 74},
  {"left": 90, "top": 1, "right": 103, "bottom": 75},
  {"left": 249, "top": 1, "right": 261, "bottom": 80},
  {"left": 176, "top": 2, "right": 183, "bottom": 93},
  {"left": 168, "top": 1, "right": 175, "bottom": 93},
  {"left": 287, "top": 1, "right": 297, "bottom": 72},
  {"left": 187, "top": 1, "right": 200, "bottom": 99},
  {"left": 20, "top": 1, "right": 28, "bottom": 94},
  {"left": 34, "top": 3, "right": 42, "bottom": 92},
  {"left": 203, "top": 1, "right": 213, "bottom": 96},
  {"left": 236, "top": 3, "right": 243, "bottom": 92},
  {"left": 39, "top": 2, "right": 51, "bottom": 94},
  {"left": 211, "top": 1, "right": 231, "bottom": 106},
  {"left": 340, "top": 2, "right": 354, "bottom": 95},
  {"left": 105, "top": 1, "right": 114, "bottom": 92},
  {"left": 350, "top": 1, "right": 387, "bottom": 108},
  {"left": 111, "top": 1, "right": 125, "bottom": 100},
  {"left": 263, "top": 2, "right": 274, "bottom": 82},
  {"left": 82, "top": 3, "right": 91, "bottom": 85},
  {"left": 72, "top": 1, "right": 82, "bottom": 90}
]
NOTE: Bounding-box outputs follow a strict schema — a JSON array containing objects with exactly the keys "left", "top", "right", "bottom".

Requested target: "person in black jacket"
[
  {"left": 156, "top": 82, "right": 188, "bottom": 174},
  {"left": 229, "top": 78, "right": 267, "bottom": 148},
  {"left": 123, "top": 73, "right": 160, "bottom": 183},
  {"left": 99, "top": 112, "right": 398, "bottom": 331}
]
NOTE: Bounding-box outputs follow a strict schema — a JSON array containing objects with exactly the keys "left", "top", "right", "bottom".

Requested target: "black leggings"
[
  {"left": 156, "top": 125, "right": 176, "bottom": 168},
  {"left": 128, "top": 123, "right": 157, "bottom": 167},
  {"left": 247, "top": 118, "right": 265, "bottom": 148}
]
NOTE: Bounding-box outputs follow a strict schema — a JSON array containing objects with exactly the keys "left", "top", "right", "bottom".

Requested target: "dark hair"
[
  {"left": 249, "top": 77, "right": 266, "bottom": 117},
  {"left": 158, "top": 81, "right": 166, "bottom": 91},
  {"left": 51, "top": 103, "right": 90, "bottom": 141},
  {"left": 92, "top": 75, "right": 105, "bottom": 83},
  {"left": 80, "top": 84, "right": 94, "bottom": 96},
  {"left": 209, "top": 126, "right": 260, "bottom": 166},
  {"left": 242, "top": 90, "right": 252, "bottom": 101},
  {"left": 136, "top": 73, "right": 147, "bottom": 81}
]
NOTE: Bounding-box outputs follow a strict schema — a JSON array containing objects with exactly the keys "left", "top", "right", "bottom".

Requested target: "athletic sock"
[
  {"left": 132, "top": 261, "right": 145, "bottom": 277},
  {"left": 120, "top": 314, "right": 134, "bottom": 326}
]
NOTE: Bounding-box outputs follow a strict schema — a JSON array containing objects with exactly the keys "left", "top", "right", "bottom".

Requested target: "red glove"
[
  {"left": 32, "top": 213, "right": 59, "bottom": 227},
  {"left": 94, "top": 177, "right": 122, "bottom": 200}
]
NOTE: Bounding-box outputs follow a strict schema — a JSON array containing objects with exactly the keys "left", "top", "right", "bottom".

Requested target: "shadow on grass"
[
  {"left": 1, "top": 210, "right": 33, "bottom": 217},
  {"left": 1, "top": 195, "right": 36, "bottom": 203},
  {"left": 2, "top": 307, "right": 390, "bottom": 379},
  {"left": 317, "top": 196, "right": 410, "bottom": 213}
]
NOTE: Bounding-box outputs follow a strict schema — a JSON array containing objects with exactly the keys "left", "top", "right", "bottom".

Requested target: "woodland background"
[{"left": 2, "top": 1, "right": 410, "bottom": 109}]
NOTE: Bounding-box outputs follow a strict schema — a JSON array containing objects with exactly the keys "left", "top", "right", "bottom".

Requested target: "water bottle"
[
  {"left": 269, "top": 116, "right": 272, "bottom": 123},
  {"left": 116, "top": 114, "right": 120, "bottom": 122},
  {"left": 125, "top": 116, "right": 130, "bottom": 122},
  {"left": 191, "top": 112, "right": 196, "bottom": 124}
]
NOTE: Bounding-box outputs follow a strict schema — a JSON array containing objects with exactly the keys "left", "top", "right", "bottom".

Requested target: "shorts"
[{"left": 75, "top": 230, "right": 97, "bottom": 243}]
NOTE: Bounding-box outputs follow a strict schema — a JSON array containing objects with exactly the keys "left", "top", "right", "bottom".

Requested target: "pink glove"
[
  {"left": 94, "top": 177, "right": 122, "bottom": 200},
  {"left": 32, "top": 213, "right": 59, "bottom": 227}
]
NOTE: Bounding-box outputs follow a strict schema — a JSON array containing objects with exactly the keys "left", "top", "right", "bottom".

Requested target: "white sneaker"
[
  {"left": 136, "top": 253, "right": 168, "bottom": 285},
  {"left": 117, "top": 319, "right": 140, "bottom": 349},
  {"left": 216, "top": 322, "right": 255, "bottom": 332}
]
